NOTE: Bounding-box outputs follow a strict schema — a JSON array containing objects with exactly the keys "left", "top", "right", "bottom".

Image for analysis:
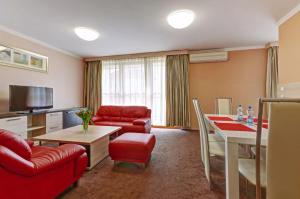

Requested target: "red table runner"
[
  {"left": 243, "top": 118, "right": 268, "bottom": 123},
  {"left": 214, "top": 122, "right": 256, "bottom": 132},
  {"left": 208, "top": 116, "right": 234, "bottom": 121}
]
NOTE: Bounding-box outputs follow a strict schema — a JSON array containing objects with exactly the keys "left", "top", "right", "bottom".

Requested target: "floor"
[{"left": 61, "top": 128, "right": 255, "bottom": 199}]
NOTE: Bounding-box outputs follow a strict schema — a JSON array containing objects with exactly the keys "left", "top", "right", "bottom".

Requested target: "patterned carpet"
[{"left": 61, "top": 128, "right": 255, "bottom": 199}]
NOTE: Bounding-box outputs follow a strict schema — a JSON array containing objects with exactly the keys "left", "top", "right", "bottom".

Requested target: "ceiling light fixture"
[
  {"left": 167, "top": 9, "right": 195, "bottom": 29},
  {"left": 74, "top": 27, "right": 99, "bottom": 41}
]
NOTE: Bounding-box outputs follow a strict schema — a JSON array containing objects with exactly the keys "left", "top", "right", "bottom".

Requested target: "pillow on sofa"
[{"left": 0, "top": 129, "right": 32, "bottom": 160}]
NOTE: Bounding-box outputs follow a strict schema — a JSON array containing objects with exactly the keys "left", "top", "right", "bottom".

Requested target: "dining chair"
[
  {"left": 239, "top": 98, "right": 300, "bottom": 199},
  {"left": 192, "top": 98, "right": 225, "bottom": 188},
  {"left": 215, "top": 97, "right": 232, "bottom": 115},
  {"left": 192, "top": 98, "right": 249, "bottom": 188}
]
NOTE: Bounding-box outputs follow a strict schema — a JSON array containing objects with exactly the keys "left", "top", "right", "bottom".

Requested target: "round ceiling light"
[
  {"left": 74, "top": 27, "right": 99, "bottom": 41},
  {"left": 167, "top": 9, "right": 195, "bottom": 29}
]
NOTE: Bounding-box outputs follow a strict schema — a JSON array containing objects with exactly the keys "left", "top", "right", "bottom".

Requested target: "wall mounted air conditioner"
[{"left": 189, "top": 51, "right": 228, "bottom": 63}]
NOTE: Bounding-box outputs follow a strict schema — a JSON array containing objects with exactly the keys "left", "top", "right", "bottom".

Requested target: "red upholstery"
[
  {"left": 92, "top": 106, "right": 152, "bottom": 134},
  {"left": 0, "top": 129, "right": 32, "bottom": 160},
  {"left": 0, "top": 130, "right": 88, "bottom": 199},
  {"left": 109, "top": 133, "right": 156, "bottom": 164}
]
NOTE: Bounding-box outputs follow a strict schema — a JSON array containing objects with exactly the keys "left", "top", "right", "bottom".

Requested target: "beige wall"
[
  {"left": 278, "top": 12, "right": 300, "bottom": 84},
  {"left": 0, "top": 30, "right": 84, "bottom": 112},
  {"left": 189, "top": 49, "right": 267, "bottom": 129}
]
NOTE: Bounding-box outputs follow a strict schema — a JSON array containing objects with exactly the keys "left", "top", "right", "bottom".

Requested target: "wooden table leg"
[
  {"left": 88, "top": 136, "right": 109, "bottom": 169},
  {"left": 225, "top": 138, "right": 240, "bottom": 199}
]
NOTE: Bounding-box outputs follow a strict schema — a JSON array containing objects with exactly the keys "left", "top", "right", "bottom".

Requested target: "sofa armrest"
[
  {"left": 92, "top": 116, "right": 102, "bottom": 123},
  {"left": 0, "top": 144, "right": 86, "bottom": 177},
  {"left": 31, "top": 144, "right": 86, "bottom": 175},
  {"left": 0, "top": 145, "right": 35, "bottom": 176},
  {"left": 133, "top": 118, "right": 151, "bottom": 125}
]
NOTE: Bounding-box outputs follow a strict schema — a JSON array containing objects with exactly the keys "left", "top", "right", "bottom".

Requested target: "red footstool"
[{"left": 109, "top": 133, "right": 156, "bottom": 167}]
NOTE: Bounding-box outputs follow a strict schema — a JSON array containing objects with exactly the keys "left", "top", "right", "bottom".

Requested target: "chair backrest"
[
  {"left": 255, "top": 99, "right": 300, "bottom": 199},
  {"left": 215, "top": 97, "right": 232, "bottom": 115},
  {"left": 267, "top": 102, "right": 300, "bottom": 199},
  {"left": 192, "top": 99, "right": 204, "bottom": 162},
  {"left": 192, "top": 99, "right": 211, "bottom": 185}
]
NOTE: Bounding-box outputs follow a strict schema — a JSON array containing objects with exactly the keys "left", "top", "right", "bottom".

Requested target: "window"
[{"left": 102, "top": 57, "right": 166, "bottom": 125}]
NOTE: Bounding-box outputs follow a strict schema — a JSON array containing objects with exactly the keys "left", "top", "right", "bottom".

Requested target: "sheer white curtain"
[{"left": 102, "top": 57, "right": 166, "bottom": 125}]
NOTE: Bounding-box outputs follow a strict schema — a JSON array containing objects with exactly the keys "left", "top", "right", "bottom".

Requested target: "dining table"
[{"left": 204, "top": 114, "right": 269, "bottom": 199}]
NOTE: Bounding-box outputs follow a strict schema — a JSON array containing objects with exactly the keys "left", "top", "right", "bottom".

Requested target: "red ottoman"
[{"left": 109, "top": 133, "right": 156, "bottom": 167}]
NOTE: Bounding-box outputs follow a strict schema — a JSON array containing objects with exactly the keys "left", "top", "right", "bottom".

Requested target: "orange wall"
[
  {"left": 189, "top": 49, "right": 267, "bottom": 129},
  {"left": 279, "top": 12, "right": 300, "bottom": 84},
  {"left": 0, "top": 30, "right": 84, "bottom": 112}
]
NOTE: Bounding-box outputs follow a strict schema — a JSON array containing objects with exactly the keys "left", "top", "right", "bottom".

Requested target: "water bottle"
[
  {"left": 237, "top": 105, "right": 243, "bottom": 121},
  {"left": 247, "top": 106, "right": 254, "bottom": 125}
]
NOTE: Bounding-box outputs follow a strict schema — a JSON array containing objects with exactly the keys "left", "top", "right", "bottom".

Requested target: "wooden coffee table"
[{"left": 33, "top": 125, "right": 121, "bottom": 170}]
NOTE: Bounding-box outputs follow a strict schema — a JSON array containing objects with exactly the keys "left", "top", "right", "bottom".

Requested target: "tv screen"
[{"left": 9, "top": 85, "right": 53, "bottom": 112}]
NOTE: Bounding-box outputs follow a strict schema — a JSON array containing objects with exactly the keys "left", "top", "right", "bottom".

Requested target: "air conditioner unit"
[{"left": 189, "top": 51, "right": 228, "bottom": 63}]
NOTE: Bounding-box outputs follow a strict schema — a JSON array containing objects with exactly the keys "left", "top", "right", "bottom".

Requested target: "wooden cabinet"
[
  {"left": 0, "top": 116, "right": 27, "bottom": 139},
  {"left": 46, "top": 112, "right": 63, "bottom": 133},
  {"left": 0, "top": 107, "right": 84, "bottom": 138}
]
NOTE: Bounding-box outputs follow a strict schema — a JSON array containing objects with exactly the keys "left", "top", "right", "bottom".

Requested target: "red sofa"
[
  {"left": 0, "top": 129, "right": 88, "bottom": 199},
  {"left": 92, "top": 106, "right": 152, "bottom": 134}
]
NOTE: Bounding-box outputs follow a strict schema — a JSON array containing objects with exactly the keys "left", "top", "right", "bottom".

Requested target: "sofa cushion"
[
  {"left": 121, "top": 106, "right": 148, "bottom": 119},
  {"left": 94, "top": 121, "right": 146, "bottom": 133},
  {"left": 102, "top": 116, "right": 121, "bottom": 121},
  {"left": 120, "top": 117, "right": 138, "bottom": 122},
  {"left": 30, "top": 144, "right": 86, "bottom": 175},
  {"left": 94, "top": 121, "right": 132, "bottom": 126},
  {"left": 97, "top": 106, "right": 122, "bottom": 117},
  {"left": 0, "top": 129, "right": 32, "bottom": 160}
]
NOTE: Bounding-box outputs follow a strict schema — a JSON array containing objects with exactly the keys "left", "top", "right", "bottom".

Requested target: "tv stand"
[
  {"left": 15, "top": 111, "right": 30, "bottom": 114},
  {"left": 0, "top": 107, "right": 85, "bottom": 139}
]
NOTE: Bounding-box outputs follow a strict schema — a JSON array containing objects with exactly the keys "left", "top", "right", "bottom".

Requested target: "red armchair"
[
  {"left": 92, "top": 106, "right": 151, "bottom": 134},
  {"left": 0, "top": 129, "right": 88, "bottom": 199}
]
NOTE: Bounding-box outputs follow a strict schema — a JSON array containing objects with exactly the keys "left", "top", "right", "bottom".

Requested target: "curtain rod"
[
  {"left": 84, "top": 45, "right": 270, "bottom": 62},
  {"left": 84, "top": 50, "right": 189, "bottom": 62}
]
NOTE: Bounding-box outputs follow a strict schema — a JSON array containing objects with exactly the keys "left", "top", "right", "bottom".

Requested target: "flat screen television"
[{"left": 9, "top": 85, "right": 53, "bottom": 112}]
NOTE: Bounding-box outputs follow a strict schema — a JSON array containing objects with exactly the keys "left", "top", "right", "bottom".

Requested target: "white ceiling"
[{"left": 0, "top": 0, "right": 299, "bottom": 57}]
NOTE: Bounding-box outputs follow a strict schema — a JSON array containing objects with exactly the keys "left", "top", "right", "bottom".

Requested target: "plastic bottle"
[
  {"left": 237, "top": 105, "right": 243, "bottom": 121},
  {"left": 247, "top": 106, "right": 254, "bottom": 125}
]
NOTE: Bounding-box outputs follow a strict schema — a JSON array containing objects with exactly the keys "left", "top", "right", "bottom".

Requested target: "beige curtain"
[
  {"left": 266, "top": 46, "right": 279, "bottom": 98},
  {"left": 166, "top": 54, "right": 190, "bottom": 128},
  {"left": 83, "top": 61, "right": 102, "bottom": 114}
]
